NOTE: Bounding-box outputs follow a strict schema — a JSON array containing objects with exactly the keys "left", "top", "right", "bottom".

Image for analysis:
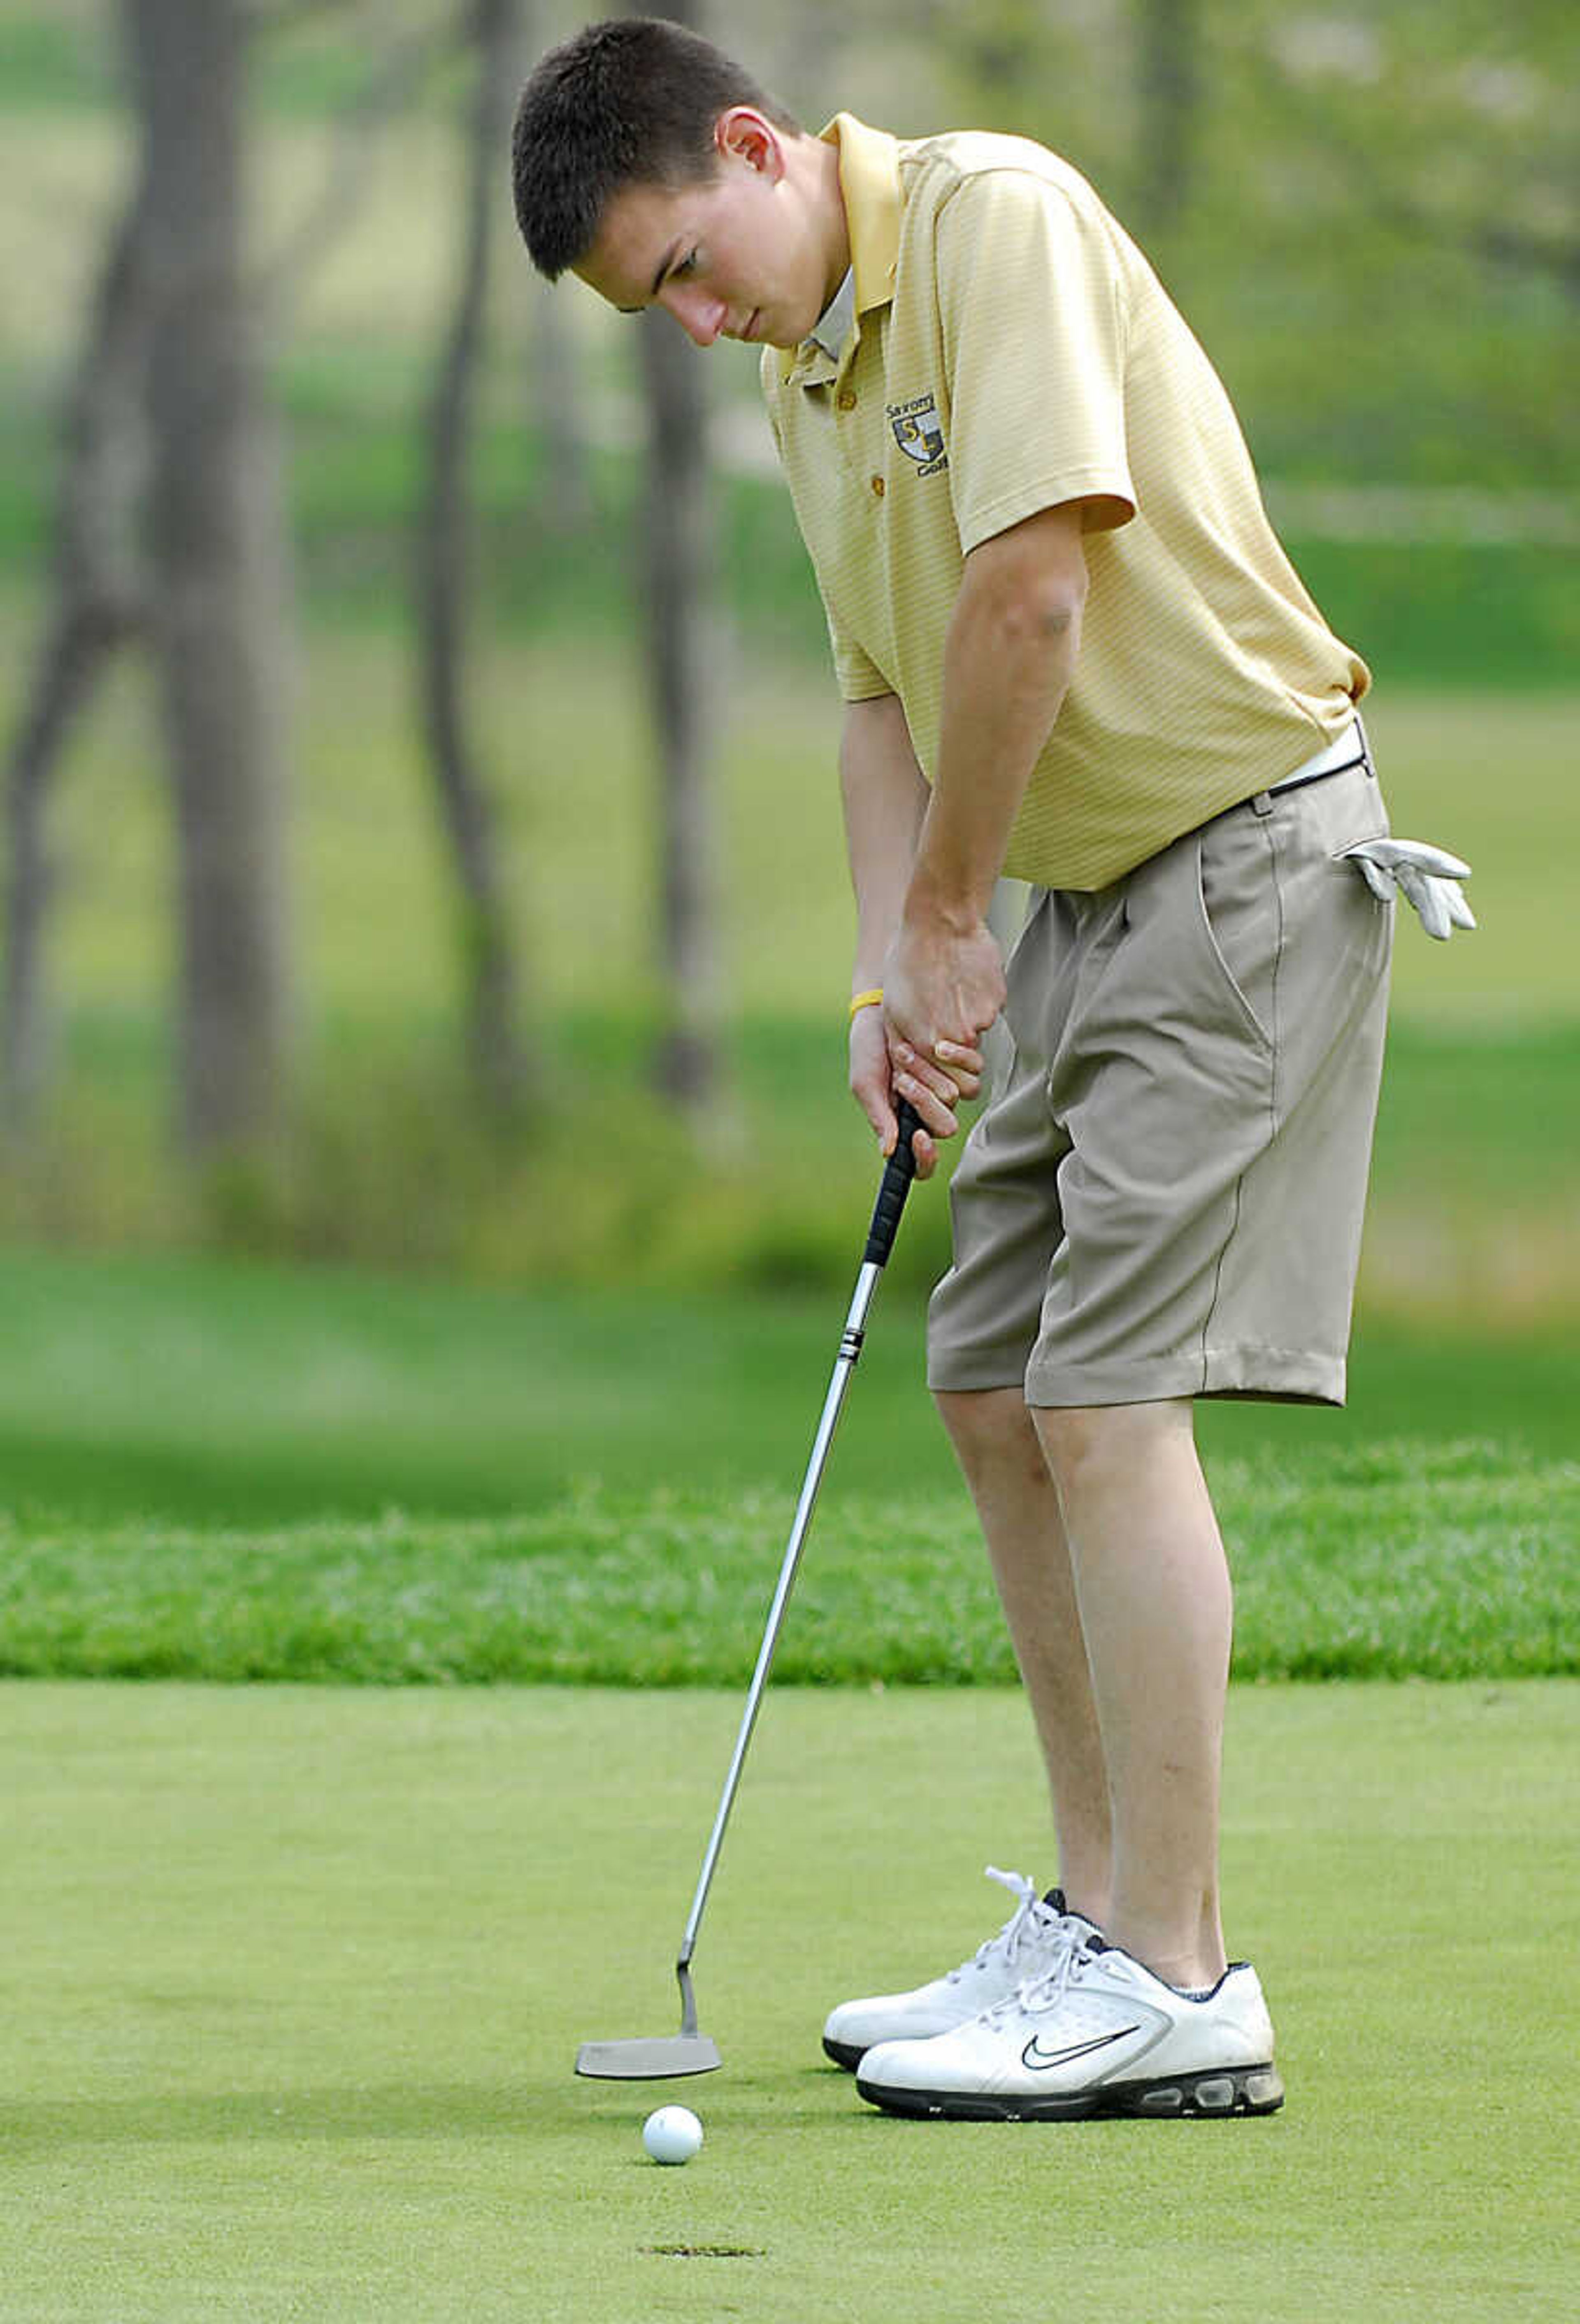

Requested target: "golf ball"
[{"left": 642, "top": 2105, "right": 704, "bottom": 2166}]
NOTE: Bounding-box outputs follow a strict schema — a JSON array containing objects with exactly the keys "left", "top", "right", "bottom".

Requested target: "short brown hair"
[{"left": 511, "top": 16, "right": 802, "bottom": 278}]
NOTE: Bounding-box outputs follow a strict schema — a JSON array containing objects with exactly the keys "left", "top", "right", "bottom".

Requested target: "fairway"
[{"left": 1, "top": 1682, "right": 1575, "bottom": 2323}]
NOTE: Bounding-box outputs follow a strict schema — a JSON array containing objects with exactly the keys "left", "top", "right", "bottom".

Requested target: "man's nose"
[{"left": 661, "top": 284, "right": 727, "bottom": 347}]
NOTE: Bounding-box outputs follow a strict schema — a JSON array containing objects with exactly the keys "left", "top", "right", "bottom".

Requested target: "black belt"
[
  {"left": 1265, "top": 746, "right": 1371, "bottom": 798},
  {"left": 1252, "top": 735, "right": 1373, "bottom": 815}
]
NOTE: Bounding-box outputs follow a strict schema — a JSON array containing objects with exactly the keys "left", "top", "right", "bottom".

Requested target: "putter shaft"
[
  {"left": 576, "top": 1104, "right": 921, "bottom": 2079},
  {"left": 676, "top": 1254, "right": 886, "bottom": 1984},
  {"left": 672, "top": 1102, "right": 922, "bottom": 1992}
]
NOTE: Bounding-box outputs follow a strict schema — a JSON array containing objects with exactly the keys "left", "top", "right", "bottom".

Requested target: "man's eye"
[{"left": 673, "top": 247, "right": 700, "bottom": 278}]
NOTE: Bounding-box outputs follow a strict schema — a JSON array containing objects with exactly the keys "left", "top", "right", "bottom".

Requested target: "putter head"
[{"left": 574, "top": 2034, "right": 722, "bottom": 2080}]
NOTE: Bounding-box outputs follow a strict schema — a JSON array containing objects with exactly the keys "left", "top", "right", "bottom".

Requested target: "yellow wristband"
[{"left": 848, "top": 987, "right": 885, "bottom": 1021}]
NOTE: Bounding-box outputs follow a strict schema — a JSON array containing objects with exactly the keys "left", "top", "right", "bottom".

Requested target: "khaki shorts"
[{"left": 927, "top": 754, "right": 1393, "bottom": 1407}]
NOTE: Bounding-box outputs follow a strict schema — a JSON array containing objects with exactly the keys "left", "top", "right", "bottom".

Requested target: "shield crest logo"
[{"left": 888, "top": 392, "right": 948, "bottom": 474}]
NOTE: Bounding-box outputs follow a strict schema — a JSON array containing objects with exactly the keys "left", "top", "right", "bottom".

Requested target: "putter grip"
[{"left": 863, "top": 1099, "right": 924, "bottom": 1268}]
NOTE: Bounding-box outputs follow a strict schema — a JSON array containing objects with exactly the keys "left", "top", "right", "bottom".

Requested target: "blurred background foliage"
[{"left": 0, "top": 0, "right": 1575, "bottom": 1340}]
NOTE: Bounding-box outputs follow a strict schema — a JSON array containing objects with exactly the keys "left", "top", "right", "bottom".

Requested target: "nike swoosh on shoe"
[{"left": 1021, "top": 2024, "right": 1142, "bottom": 2072}]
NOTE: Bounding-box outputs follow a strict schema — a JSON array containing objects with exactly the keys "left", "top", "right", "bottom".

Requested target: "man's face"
[{"left": 574, "top": 114, "right": 833, "bottom": 351}]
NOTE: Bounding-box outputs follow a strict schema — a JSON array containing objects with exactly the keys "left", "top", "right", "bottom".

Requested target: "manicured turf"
[{"left": 1, "top": 1681, "right": 1574, "bottom": 2322}]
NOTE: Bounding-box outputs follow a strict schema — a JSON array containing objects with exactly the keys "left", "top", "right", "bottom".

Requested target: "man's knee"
[
  {"left": 939, "top": 1376, "right": 1060, "bottom": 1506},
  {"left": 1033, "top": 1398, "right": 1194, "bottom": 1491},
  {"left": 934, "top": 1384, "right": 1046, "bottom": 1476}
]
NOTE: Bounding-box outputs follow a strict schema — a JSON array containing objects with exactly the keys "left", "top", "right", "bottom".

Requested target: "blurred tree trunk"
[
  {"left": 528, "top": 292, "right": 592, "bottom": 536},
  {"left": 637, "top": 2, "right": 726, "bottom": 1122},
  {"left": 1134, "top": 0, "right": 1202, "bottom": 237},
  {"left": 2, "top": 188, "right": 152, "bottom": 1137},
  {"left": 128, "top": 0, "right": 293, "bottom": 1154},
  {"left": 417, "top": 0, "right": 533, "bottom": 1117},
  {"left": 638, "top": 310, "right": 724, "bottom": 1113}
]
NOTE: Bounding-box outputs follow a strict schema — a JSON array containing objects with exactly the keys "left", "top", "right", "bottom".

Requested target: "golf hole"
[{"left": 643, "top": 2245, "right": 767, "bottom": 2261}]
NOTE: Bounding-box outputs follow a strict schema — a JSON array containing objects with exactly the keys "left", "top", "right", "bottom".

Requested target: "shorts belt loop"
[{"left": 1249, "top": 790, "right": 1275, "bottom": 817}]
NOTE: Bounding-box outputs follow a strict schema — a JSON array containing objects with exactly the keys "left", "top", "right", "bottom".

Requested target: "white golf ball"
[{"left": 642, "top": 2104, "right": 704, "bottom": 2165}]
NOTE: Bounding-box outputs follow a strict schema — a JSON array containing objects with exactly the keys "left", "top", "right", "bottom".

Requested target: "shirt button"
[
  {"left": 836, "top": 388, "right": 857, "bottom": 411},
  {"left": 870, "top": 475, "right": 885, "bottom": 498}
]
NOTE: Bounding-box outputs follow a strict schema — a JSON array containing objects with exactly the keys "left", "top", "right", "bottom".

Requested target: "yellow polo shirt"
[{"left": 762, "top": 117, "right": 1370, "bottom": 892}]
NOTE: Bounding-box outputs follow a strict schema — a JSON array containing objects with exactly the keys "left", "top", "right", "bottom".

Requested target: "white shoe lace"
[
  {"left": 943, "top": 1866, "right": 1070, "bottom": 1988},
  {"left": 985, "top": 1929, "right": 1101, "bottom": 2026}
]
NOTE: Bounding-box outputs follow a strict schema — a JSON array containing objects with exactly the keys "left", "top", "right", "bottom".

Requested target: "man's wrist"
[{"left": 900, "top": 876, "right": 991, "bottom": 941}]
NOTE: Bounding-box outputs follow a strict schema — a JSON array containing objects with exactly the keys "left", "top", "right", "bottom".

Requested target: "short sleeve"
[{"left": 936, "top": 170, "right": 1137, "bottom": 556}]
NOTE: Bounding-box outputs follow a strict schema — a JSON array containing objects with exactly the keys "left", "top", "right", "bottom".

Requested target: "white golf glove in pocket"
[{"left": 1340, "top": 837, "right": 1476, "bottom": 941}]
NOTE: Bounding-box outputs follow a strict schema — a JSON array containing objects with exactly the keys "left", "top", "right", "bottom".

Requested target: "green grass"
[
  {"left": 0, "top": 1444, "right": 1573, "bottom": 1685},
  {"left": 1, "top": 1681, "right": 1575, "bottom": 2322},
  {"left": 0, "top": 1237, "right": 1578, "bottom": 1517},
  {"left": 1286, "top": 535, "right": 1580, "bottom": 693},
  {"left": 0, "top": 1243, "right": 1573, "bottom": 1683}
]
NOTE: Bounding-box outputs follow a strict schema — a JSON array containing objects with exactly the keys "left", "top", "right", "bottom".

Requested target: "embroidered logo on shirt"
[{"left": 888, "top": 392, "right": 948, "bottom": 477}]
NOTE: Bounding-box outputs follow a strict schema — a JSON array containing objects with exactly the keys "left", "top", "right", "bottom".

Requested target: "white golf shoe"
[
  {"left": 822, "top": 1868, "right": 1097, "bottom": 2070},
  {"left": 855, "top": 1934, "right": 1285, "bottom": 2119}
]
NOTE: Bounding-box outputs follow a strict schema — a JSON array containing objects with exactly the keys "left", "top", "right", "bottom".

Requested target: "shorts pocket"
[
  {"left": 1000, "top": 888, "right": 1049, "bottom": 1051},
  {"left": 1194, "top": 814, "right": 1278, "bottom": 1051}
]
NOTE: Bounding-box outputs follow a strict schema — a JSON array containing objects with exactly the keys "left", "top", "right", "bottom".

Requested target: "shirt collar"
[
  {"left": 781, "top": 113, "right": 902, "bottom": 382},
  {"left": 806, "top": 266, "right": 855, "bottom": 360}
]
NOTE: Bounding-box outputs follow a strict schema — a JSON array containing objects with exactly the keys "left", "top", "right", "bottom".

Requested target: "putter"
[{"left": 575, "top": 1100, "right": 926, "bottom": 2080}]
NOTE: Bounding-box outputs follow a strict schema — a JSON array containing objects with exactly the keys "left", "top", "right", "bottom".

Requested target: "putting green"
[{"left": 1, "top": 1682, "right": 1575, "bottom": 2321}]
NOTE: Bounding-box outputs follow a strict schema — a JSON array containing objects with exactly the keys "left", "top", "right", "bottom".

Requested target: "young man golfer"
[{"left": 511, "top": 18, "right": 1472, "bottom": 2120}]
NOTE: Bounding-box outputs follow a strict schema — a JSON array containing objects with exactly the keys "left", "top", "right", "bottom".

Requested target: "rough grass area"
[
  {"left": 0, "top": 1444, "right": 1573, "bottom": 1686},
  {"left": 0, "top": 1243, "right": 1574, "bottom": 1688},
  {"left": 1, "top": 1682, "right": 1575, "bottom": 2323}
]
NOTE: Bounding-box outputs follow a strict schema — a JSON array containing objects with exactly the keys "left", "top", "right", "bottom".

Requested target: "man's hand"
[
  {"left": 849, "top": 993, "right": 987, "bottom": 1181},
  {"left": 850, "top": 905, "right": 995, "bottom": 1180},
  {"left": 859, "top": 910, "right": 996, "bottom": 1177},
  {"left": 1341, "top": 837, "right": 1475, "bottom": 941},
  {"left": 883, "top": 905, "right": 1004, "bottom": 1054}
]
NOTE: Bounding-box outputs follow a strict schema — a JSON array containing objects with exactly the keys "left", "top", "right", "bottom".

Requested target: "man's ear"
[{"left": 714, "top": 106, "right": 785, "bottom": 179}]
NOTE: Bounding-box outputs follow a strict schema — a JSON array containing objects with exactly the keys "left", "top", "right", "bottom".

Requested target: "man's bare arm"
[
  {"left": 840, "top": 694, "right": 983, "bottom": 1168},
  {"left": 885, "top": 502, "right": 1089, "bottom": 1070},
  {"left": 841, "top": 693, "right": 929, "bottom": 998}
]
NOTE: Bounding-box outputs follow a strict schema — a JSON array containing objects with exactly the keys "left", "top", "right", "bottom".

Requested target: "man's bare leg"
[
  {"left": 934, "top": 1387, "right": 1112, "bottom": 1926},
  {"left": 1035, "top": 1398, "right": 1231, "bottom": 1991}
]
